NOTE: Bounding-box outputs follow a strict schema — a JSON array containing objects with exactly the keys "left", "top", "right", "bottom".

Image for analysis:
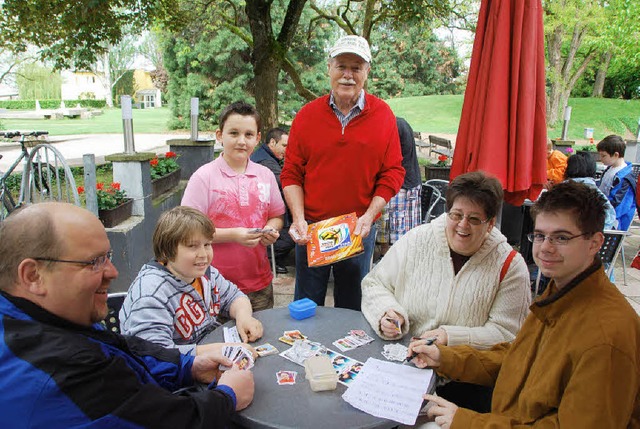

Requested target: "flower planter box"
[
  {"left": 424, "top": 166, "right": 451, "bottom": 181},
  {"left": 98, "top": 198, "right": 133, "bottom": 228},
  {"left": 552, "top": 139, "right": 575, "bottom": 156},
  {"left": 152, "top": 168, "right": 181, "bottom": 199}
]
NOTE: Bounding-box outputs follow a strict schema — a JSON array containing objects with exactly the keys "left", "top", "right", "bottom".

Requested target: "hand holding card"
[{"left": 220, "top": 345, "right": 255, "bottom": 371}]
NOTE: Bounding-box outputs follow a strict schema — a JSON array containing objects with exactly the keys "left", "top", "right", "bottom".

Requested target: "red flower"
[
  {"left": 96, "top": 182, "right": 105, "bottom": 190},
  {"left": 111, "top": 182, "right": 121, "bottom": 190},
  {"left": 77, "top": 186, "right": 85, "bottom": 194},
  {"left": 438, "top": 155, "right": 448, "bottom": 162},
  {"left": 150, "top": 158, "right": 159, "bottom": 167},
  {"left": 165, "top": 151, "right": 177, "bottom": 159}
]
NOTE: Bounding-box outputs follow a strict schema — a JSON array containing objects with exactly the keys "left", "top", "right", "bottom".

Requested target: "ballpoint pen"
[
  {"left": 404, "top": 337, "right": 437, "bottom": 363},
  {"left": 384, "top": 316, "right": 402, "bottom": 333}
]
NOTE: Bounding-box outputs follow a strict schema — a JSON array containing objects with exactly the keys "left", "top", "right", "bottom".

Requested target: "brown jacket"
[{"left": 439, "top": 263, "right": 640, "bottom": 428}]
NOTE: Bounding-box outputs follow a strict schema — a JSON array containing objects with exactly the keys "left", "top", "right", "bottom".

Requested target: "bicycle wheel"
[
  {"left": 0, "top": 185, "right": 17, "bottom": 221},
  {"left": 22, "top": 144, "right": 80, "bottom": 206}
]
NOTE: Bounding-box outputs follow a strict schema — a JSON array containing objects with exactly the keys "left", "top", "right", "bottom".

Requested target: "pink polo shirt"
[{"left": 182, "top": 156, "right": 285, "bottom": 293}]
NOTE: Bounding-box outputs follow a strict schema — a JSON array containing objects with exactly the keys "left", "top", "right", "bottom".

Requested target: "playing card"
[
  {"left": 276, "top": 370, "right": 297, "bottom": 385},
  {"left": 333, "top": 338, "right": 357, "bottom": 352},
  {"left": 220, "top": 345, "right": 254, "bottom": 370},
  {"left": 381, "top": 343, "right": 409, "bottom": 362},
  {"left": 223, "top": 326, "right": 242, "bottom": 343},
  {"left": 280, "top": 339, "right": 324, "bottom": 365},
  {"left": 279, "top": 330, "right": 308, "bottom": 345},
  {"left": 255, "top": 343, "right": 279, "bottom": 357}
]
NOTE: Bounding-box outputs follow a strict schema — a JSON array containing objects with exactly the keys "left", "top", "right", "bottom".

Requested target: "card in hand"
[{"left": 220, "top": 345, "right": 254, "bottom": 371}]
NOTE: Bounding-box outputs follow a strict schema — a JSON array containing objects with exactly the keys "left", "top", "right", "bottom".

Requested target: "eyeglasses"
[
  {"left": 33, "top": 250, "right": 113, "bottom": 272},
  {"left": 526, "top": 233, "right": 588, "bottom": 246},
  {"left": 446, "top": 211, "right": 490, "bottom": 226}
]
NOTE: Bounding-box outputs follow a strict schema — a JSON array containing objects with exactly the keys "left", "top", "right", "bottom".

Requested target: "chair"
[
  {"left": 421, "top": 179, "right": 448, "bottom": 223},
  {"left": 103, "top": 292, "right": 127, "bottom": 334},
  {"left": 632, "top": 163, "right": 640, "bottom": 180},
  {"left": 599, "top": 230, "right": 629, "bottom": 283}
]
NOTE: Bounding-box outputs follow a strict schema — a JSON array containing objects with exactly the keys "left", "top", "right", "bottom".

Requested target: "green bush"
[{"left": 0, "top": 99, "right": 107, "bottom": 109}]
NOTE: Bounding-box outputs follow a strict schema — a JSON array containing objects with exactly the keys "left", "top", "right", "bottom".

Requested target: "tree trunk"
[
  {"left": 592, "top": 51, "right": 612, "bottom": 97},
  {"left": 545, "top": 23, "right": 595, "bottom": 125},
  {"left": 102, "top": 51, "right": 114, "bottom": 108},
  {"left": 245, "top": 0, "right": 307, "bottom": 131}
]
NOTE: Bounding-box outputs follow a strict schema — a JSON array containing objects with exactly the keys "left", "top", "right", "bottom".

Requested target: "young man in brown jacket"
[{"left": 409, "top": 180, "right": 640, "bottom": 428}]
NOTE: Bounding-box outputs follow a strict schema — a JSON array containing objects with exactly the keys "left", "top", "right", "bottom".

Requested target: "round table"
[{"left": 201, "top": 306, "right": 405, "bottom": 429}]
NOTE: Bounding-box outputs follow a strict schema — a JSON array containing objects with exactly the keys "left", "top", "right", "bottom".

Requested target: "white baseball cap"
[{"left": 329, "top": 35, "right": 371, "bottom": 63}]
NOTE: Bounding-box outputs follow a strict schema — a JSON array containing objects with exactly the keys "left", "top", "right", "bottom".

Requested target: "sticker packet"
[{"left": 306, "top": 212, "right": 363, "bottom": 267}]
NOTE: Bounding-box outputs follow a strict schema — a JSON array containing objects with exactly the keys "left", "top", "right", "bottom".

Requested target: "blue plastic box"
[{"left": 288, "top": 298, "right": 317, "bottom": 320}]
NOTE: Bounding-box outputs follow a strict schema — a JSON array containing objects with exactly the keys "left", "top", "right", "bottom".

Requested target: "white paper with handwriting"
[{"left": 342, "top": 358, "right": 434, "bottom": 425}]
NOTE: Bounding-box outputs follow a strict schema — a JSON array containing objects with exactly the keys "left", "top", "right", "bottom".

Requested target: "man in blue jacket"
[{"left": 0, "top": 202, "right": 254, "bottom": 428}]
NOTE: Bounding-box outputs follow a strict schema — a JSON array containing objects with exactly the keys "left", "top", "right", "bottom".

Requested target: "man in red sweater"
[{"left": 280, "top": 35, "right": 405, "bottom": 310}]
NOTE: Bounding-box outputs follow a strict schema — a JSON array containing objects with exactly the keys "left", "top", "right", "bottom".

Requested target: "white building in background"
[{"left": 60, "top": 70, "right": 110, "bottom": 101}]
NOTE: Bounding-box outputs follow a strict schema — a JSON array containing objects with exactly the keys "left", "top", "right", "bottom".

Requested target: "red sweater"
[{"left": 281, "top": 93, "right": 405, "bottom": 222}]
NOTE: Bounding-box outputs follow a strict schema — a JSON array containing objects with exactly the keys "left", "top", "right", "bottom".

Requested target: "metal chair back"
[
  {"left": 103, "top": 292, "right": 127, "bottom": 334},
  {"left": 421, "top": 179, "right": 448, "bottom": 223},
  {"left": 598, "top": 230, "right": 629, "bottom": 279}
]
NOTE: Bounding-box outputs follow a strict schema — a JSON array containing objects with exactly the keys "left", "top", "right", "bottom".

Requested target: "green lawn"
[
  {"left": 0, "top": 107, "right": 172, "bottom": 135},
  {"left": 2, "top": 97, "right": 639, "bottom": 142},
  {"left": 389, "top": 95, "right": 640, "bottom": 142}
]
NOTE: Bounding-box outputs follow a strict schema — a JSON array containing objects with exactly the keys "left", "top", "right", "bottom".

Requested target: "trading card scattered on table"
[
  {"left": 255, "top": 343, "right": 279, "bottom": 357},
  {"left": 220, "top": 345, "right": 255, "bottom": 370},
  {"left": 381, "top": 343, "right": 409, "bottom": 362},
  {"left": 333, "top": 329, "right": 374, "bottom": 351},
  {"left": 280, "top": 339, "right": 324, "bottom": 365},
  {"left": 276, "top": 370, "right": 297, "bottom": 385},
  {"left": 279, "top": 329, "right": 308, "bottom": 345}
]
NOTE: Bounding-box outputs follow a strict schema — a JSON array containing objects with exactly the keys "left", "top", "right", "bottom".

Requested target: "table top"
[{"left": 201, "top": 306, "right": 415, "bottom": 429}]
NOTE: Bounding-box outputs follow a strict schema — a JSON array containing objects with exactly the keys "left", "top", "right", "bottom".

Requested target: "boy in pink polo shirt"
[{"left": 182, "top": 101, "right": 285, "bottom": 310}]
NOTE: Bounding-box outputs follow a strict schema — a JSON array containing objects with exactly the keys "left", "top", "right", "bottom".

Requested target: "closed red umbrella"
[{"left": 451, "top": 0, "right": 547, "bottom": 205}]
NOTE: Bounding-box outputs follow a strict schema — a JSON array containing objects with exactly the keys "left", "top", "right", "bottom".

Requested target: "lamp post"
[
  {"left": 561, "top": 106, "right": 572, "bottom": 141},
  {"left": 121, "top": 95, "right": 135, "bottom": 154},
  {"left": 190, "top": 97, "right": 199, "bottom": 142}
]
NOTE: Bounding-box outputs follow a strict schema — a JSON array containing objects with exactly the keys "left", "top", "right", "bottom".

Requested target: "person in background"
[
  {"left": 410, "top": 181, "right": 639, "bottom": 428},
  {"left": 120, "top": 206, "right": 262, "bottom": 356},
  {"left": 564, "top": 152, "right": 617, "bottom": 229},
  {"left": 250, "top": 127, "right": 295, "bottom": 274},
  {"left": 546, "top": 141, "right": 567, "bottom": 187},
  {"left": 182, "top": 101, "right": 285, "bottom": 311},
  {"left": 375, "top": 117, "right": 422, "bottom": 257},
  {"left": 362, "top": 171, "right": 531, "bottom": 413},
  {"left": 281, "top": 35, "right": 404, "bottom": 310},
  {"left": 597, "top": 134, "right": 637, "bottom": 231},
  {"left": 0, "top": 203, "right": 254, "bottom": 428}
]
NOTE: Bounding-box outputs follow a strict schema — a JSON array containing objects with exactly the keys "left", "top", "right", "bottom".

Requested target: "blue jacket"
[
  {"left": 604, "top": 162, "right": 637, "bottom": 231},
  {"left": 0, "top": 292, "right": 236, "bottom": 428}
]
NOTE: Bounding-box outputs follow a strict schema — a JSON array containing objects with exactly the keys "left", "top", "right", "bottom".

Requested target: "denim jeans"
[{"left": 293, "top": 229, "right": 376, "bottom": 310}]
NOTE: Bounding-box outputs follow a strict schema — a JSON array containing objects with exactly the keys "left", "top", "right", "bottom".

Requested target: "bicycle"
[{"left": 0, "top": 131, "right": 79, "bottom": 220}]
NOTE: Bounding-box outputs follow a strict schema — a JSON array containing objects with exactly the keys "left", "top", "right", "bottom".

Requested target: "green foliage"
[
  {"left": 0, "top": 99, "right": 107, "bottom": 109},
  {"left": 113, "top": 70, "right": 135, "bottom": 105},
  {"left": 4, "top": 173, "right": 22, "bottom": 193},
  {"left": 150, "top": 151, "right": 180, "bottom": 180},
  {"left": 16, "top": 64, "right": 61, "bottom": 99},
  {"left": 0, "top": 0, "right": 158, "bottom": 69},
  {"left": 369, "top": 25, "right": 463, "bottom": 99},
  {"left": 77, "top": 182, "right": 127, "bottom": 210}
]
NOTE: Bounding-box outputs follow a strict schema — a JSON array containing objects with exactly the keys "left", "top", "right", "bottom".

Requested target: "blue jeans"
[{"left": 294, "top": 230, "right": 376, "bottom": 310}]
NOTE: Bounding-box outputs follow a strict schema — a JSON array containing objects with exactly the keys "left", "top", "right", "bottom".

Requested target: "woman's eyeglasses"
[{"left": 446, "top": 211, "right": 490, "bottom": 226}]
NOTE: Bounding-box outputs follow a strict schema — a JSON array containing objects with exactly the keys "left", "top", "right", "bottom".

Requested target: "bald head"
[{"left": 0, "top": 202, "right": 106, "bottom": 291}]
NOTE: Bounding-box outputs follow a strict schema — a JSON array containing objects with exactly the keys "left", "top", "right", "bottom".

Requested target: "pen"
[
  {"left": 405, "top": 337, "right": 437, "bottom": 363},
  {"left": 384, "top": 317, "right": 402, "bottom": 333}
]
